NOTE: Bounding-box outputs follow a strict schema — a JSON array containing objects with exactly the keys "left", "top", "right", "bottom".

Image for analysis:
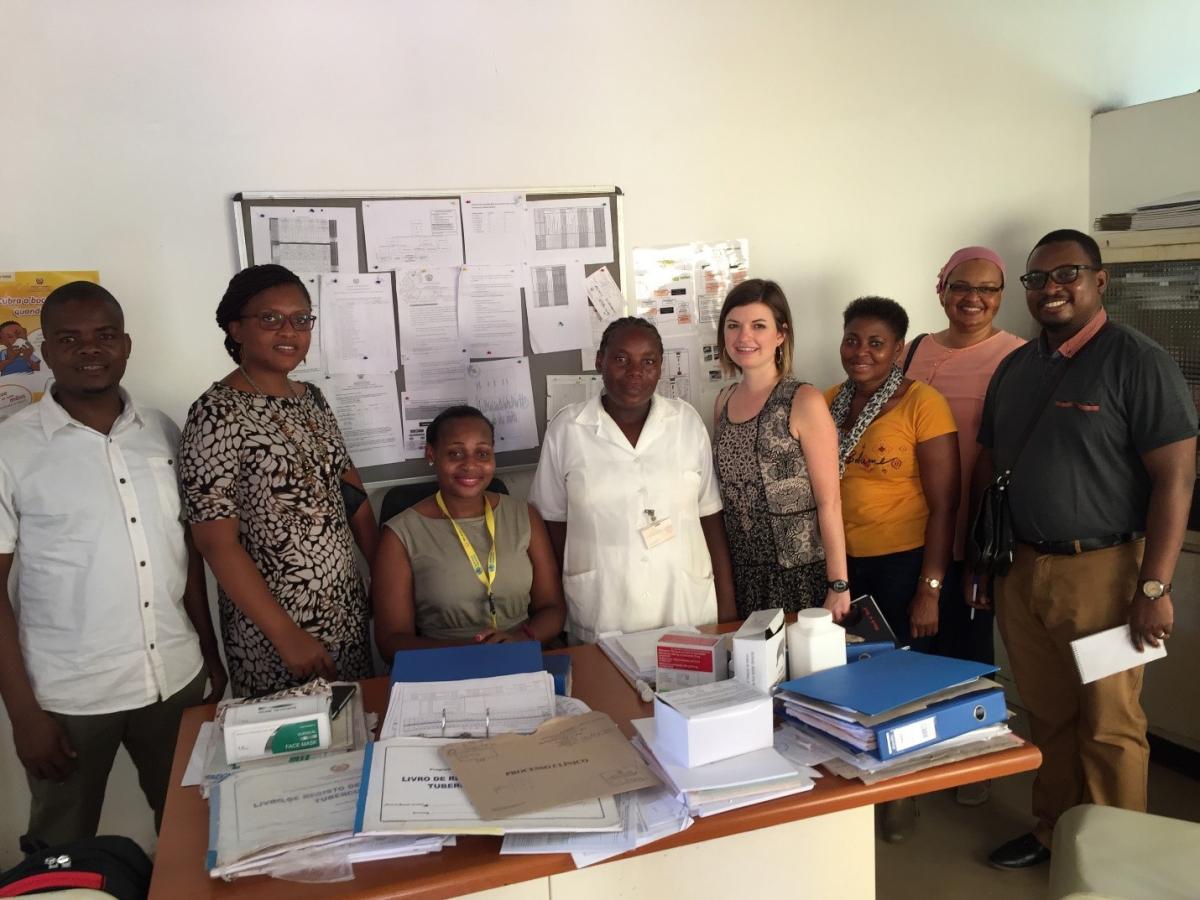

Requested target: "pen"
[{"left": 971, "top": 576, "right": 979, "bottom": 621}]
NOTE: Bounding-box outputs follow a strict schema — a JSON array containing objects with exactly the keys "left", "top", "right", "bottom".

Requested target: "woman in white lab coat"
[{"left": 528, "top": 317, "right": 736, "bottom": 643}]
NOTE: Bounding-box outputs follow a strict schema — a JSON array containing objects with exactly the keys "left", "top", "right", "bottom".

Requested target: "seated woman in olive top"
[{"left": 372, "top": 406, "right": 566, "bottom": 663}]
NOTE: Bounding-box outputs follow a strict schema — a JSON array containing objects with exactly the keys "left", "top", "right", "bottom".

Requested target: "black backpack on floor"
[{"left": 0, "top": 836, "right": 151, "bottom": 899}]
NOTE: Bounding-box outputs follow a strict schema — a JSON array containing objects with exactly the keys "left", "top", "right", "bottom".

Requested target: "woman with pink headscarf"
[{"left": 902, "top": 246, "right": 1025, "bottom": 808}]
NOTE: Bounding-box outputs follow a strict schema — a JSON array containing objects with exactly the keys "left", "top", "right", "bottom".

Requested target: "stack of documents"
[
  {"left": 598, "top": 625, "right": 700, "bottom": 688},
  {"left": 776, "top": 651, "right": 1012, "bottom": 781},
  {"left": 206, "top": 751, "right": 449, "bottom": 881},
  {"left": 630, "top": 718, "right": 816, "bottom": 817},
  {"left": 499, "top": 785, "right": 693, "bottom": 868}
]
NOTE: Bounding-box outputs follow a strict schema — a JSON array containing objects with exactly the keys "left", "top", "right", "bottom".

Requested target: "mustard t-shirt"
[{"left": 823, "top": 380, "right": 957, "bottom": 558}]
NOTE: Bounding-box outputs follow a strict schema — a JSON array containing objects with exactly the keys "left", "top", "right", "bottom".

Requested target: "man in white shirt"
[{"left": 0, "top": 281, "right": 226, "bottom": 852}]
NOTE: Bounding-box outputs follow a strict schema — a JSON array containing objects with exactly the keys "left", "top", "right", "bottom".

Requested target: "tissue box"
[
  {"left": 652, "top": 679, "right": 773, "bottom": 768},
  {"left": 656, "top": 632, "right": 727, "bottom": 692},
  {"left": 731, "top": 608, "right": 786, "bottom": 693},
  {"left": 223, "top": 695, "right": 332, "bottom": 764}
]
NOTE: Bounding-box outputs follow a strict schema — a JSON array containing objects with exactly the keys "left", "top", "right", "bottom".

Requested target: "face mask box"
[
  {"left": 652, "top": 679, "right": 773, "bottom": 768},
  {"left": 223, "top": 695, "right": 332, "bottom": 764},
  {"left": 655, "top": 632, "right": 728, "bottom": 693},
  {"left": 731, "top": 608, "right": 786, "bottom": 693}
]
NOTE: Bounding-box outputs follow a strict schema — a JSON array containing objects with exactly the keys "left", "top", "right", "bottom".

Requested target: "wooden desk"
[{"left": 150, "top": 645, "right": 1040, "bottom": 899}]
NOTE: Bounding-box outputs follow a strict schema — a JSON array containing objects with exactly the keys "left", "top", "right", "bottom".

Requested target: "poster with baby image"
[{"left": 0, "top": 271, "right": 100, "bottom": 418}]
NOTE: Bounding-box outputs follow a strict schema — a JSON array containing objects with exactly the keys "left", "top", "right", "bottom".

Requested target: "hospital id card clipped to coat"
[{"left": 640, "top": 508, "right": 675, "bottom": 549}]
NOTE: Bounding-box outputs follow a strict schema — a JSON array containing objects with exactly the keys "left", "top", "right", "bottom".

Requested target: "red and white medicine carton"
[{"left": 655, "top": 632, "right": 728, "bottom": 693}]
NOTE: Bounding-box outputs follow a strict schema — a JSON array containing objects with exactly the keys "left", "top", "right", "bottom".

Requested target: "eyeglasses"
[
  {"left": 240, "top": 311, "right": 317, "bottom": 331},
  {"left": 1019, "top": 265, "right": 1099, "bottom": 291},
  {"left": 945, "top": 282, "right": 1002, "bottom": 299}
]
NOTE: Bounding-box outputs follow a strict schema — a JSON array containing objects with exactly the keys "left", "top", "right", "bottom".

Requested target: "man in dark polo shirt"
[{"left": 970, "top": 229, "right": 1196, "bottom": 870}]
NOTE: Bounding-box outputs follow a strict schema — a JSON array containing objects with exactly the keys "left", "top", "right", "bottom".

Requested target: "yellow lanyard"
[{"left": 435, "top": 491, "right": 498, "bottom": 628}]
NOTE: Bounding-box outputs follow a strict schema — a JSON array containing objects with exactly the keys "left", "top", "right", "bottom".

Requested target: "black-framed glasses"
[
  {"left": 946, "top": 282, "right": 1002, "bottom": 299},
  {"left": 240, "top": 311, "right": 317, "bottom": 331},
  {"left": 1019, "top": 265, "right": 1099, "bottom": 291}
]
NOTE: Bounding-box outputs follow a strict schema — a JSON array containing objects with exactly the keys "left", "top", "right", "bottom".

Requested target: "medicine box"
[
  {"left": 655, "top": 632, "right": 728, "bottom": 692},
  {"left": 652, "top": 679, "right": 773, "bottom": 768},
  {"left": 731, "top": 608, "right": 786, "bottom": 693},
  {"left": 223, "top": 695, "right": 332, "bottom": 764}
]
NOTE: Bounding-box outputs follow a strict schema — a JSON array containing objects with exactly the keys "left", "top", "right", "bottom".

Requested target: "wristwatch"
[
  {"left": 921, "top": 576, "right": 943, "bottom": 591},
  {"left": 1139, "top": 579, "right": 1172, "bottom": 599},
  {"left": 827, "top": 579, "right": 850, "bottom": 594}
]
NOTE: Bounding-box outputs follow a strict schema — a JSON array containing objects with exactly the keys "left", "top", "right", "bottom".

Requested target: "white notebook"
[{"left": 1070, "top": 625, "right": 1167, "bottom": 684}]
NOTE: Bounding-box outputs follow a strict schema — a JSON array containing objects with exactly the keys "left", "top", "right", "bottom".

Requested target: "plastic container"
[{"left": 787, "top": 608, "right": 846, "bottom": 679}]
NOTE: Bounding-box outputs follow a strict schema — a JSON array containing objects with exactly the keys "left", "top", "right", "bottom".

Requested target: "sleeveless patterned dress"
[
  {"left": 714, "top": 377, "right": 826, "bottom": 616},
  {"left": 179, "top": 382, "right": 372, "bottom": 696}
]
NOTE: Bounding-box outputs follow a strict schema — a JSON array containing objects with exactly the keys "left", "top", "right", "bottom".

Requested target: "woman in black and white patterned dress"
[{"left": 180, "top": 265, "right": 379, "bottom": 697}]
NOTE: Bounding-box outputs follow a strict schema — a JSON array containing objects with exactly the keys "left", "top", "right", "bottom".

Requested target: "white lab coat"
[{"left": 529, "top": 394, "right": 723, "bottom": 643}]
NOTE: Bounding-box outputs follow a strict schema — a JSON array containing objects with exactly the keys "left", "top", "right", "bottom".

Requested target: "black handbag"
[{"left": 968, "top": 350, "right": 1078, "bottom": 576}]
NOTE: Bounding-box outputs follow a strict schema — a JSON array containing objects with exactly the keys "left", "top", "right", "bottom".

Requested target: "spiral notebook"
[{"left": 1070, "top": 625, "right": 1167, "bottom": 684}]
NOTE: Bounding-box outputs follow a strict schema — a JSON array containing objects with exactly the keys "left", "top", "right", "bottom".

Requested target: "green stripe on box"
[{"left": 270, "top": 720, "right": 321, "bottom": 754}]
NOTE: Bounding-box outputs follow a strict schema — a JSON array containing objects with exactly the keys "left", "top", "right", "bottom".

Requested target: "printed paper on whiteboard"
[
  {"left": 657, "top": 333, "right": 697, "bottom": 405},
  {"left": 299, "top": 373, "right": 404, "bottom": 469},
  {"left": 249, "top": 206, "right": 360, "bottom": 274},
  {"left": 401, "top": 392, "right": 466, "bottom": 458},
  {"left": 462, "top": 193, "right": 528, "bottom": 266},
  {"left": 524, "top": 262, "right": 590, "bottom": 355},
  {"left": 458, "top": 265, "right": 524, "bottom": 360},
  {"left": 394, "top": 267, "right": 465, "bottom": 364},
  {"left": 582, "top": 265, "right": 626, "bottom": 368},
  {"left": 291, "top": 274, "right": 324, "bottom": 378},
  {"left": 405, "top": 356, "right": 468, "bottom": 400},
  {"left": 694, "top": 239, "right": 749, "bottom": 330},
  {"left": 318, "top": 273, "right": 398, "bottom": 375},
  {"left": 524, "top": 197, "right": 614, "bottom": 266},
  {"left": 467, "top": 357, "right": 539, "bottom": 452},
  {"left": 546, "top": 374, "right": 603, "bottom": 424},
  {"left": 633, "top": 245, "right": 697, "bottom": 334},
  {"left": 363, "top": 198, "right": 465, "bottom": 271}
]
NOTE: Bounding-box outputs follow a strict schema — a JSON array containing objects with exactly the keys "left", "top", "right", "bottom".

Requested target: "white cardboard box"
[
  {"left": 656, "top": 632, "right": 728, "bottom": 692},
  {"left": 223, "top": 695, "right": 332, "bottom": 764},
  {"left": 652, "top": 679, "right": 773, "bottom": 768},
  {"left": 731, "top": 608, "right": 786, "bottom": 694}
]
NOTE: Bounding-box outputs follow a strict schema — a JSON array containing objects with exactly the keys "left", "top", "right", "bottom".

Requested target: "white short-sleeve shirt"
[
  {"left": 0, "top": 387, "right": 202, "bottom": 714},
  {"left": 528, "top": 394, "right": 723, "bottom": 643}
]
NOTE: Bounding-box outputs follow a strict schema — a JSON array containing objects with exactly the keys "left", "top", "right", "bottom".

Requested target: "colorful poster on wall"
[{"left": 0, "top": 271, "right": 101, "bottom": 418}]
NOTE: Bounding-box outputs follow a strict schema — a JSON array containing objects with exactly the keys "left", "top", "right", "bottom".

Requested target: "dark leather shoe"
[{"left": 988, "top": 832, "right": 1051, "bottom": 869}]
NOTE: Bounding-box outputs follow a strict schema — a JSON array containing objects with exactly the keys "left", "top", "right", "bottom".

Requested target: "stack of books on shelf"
[{"left": 775, "top": 650, "right": 1020, "bottom": 785}]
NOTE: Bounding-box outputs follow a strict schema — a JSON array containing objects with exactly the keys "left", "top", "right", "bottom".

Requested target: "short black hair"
[
  {"left": 0, "top": 321, "right": 20, "bottom": 333},
  {"left": 216, "top": 264, "right": 309, "bottom": 362},
  {"left": 41, "top": 281, "right": 124, "bottom": 331},
  {"left": 426, "top": 405, "right": 495, "bottom": 445},
  {"left": 597, "top": 316, "right": 663, "bottom": 355},
  {"left": 842, "top": 296, "right": 909, "bottom": 342},
  {"left": 1030, "top": 229, "right": 1102, "bottom": 268}
]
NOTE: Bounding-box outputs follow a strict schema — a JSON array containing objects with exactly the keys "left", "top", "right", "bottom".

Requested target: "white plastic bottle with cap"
[{"left": 787, "top": 608, "right": 845, "bottom": 679}]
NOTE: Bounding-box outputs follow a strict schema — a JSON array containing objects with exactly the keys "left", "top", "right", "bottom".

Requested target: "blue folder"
[
  {"left": 389, "top": 641, "right": 543, "bottom": 684},
  {"left": 779, "top": 650, "right": 997, "bottom": 717},
  {"left": 542, "top": 653, "right": 572, "bottom": 696},
  {"left": 846, "top": 641, "right": 896, "bottom": 663}
]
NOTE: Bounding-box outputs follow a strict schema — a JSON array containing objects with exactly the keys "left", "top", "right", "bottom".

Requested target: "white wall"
[{"left": 3, "top": 0, "right": 1200, "bottom": 867}]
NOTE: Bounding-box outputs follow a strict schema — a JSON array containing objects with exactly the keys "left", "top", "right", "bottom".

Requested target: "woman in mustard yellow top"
[{"left": 824, "top": 297, "right": 959, "bottom": 652}]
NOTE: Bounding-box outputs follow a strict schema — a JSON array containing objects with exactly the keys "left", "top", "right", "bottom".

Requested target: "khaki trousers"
[
  {"left": 995, "top": 541, "right": 1149, "bottom": 848},
  {"left": 23, "top": 667, "right": 207, "bottom": 852}
]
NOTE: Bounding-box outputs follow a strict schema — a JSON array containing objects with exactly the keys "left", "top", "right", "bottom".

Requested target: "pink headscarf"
[{"left": 935, "top": 246, "right": 1006, "bottom": 295}]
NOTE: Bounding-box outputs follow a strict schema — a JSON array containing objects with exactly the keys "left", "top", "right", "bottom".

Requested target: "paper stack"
[
  {"left": 206, "top": 750, "right": 449, "bottom": 881},
  {"left": 775, "top": 651, "right": 1013, "bottom": 783},
  {"left": 598, "top": 625, "right": 700, "bottom": 689},
  {"left": 629, "top": 717, "right": 815, "bottom": 816}
]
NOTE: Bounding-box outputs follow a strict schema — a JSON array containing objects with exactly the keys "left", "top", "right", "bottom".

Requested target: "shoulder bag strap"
[{"left": 902, "top": 333, "right": 927, "bottom": 373}]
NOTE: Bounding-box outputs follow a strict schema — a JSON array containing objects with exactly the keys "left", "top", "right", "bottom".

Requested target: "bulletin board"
[{"left": 231, "top": 187, "right": 625, "bottom": 485}]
